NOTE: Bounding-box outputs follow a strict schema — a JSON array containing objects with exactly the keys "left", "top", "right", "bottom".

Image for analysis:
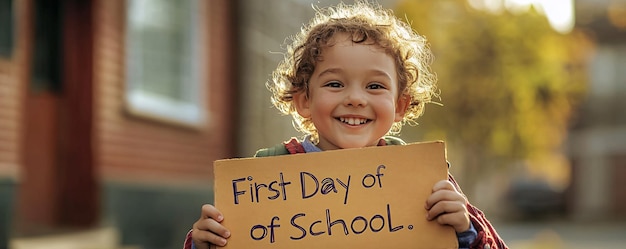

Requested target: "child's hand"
[
  {"left": 191, "top": 204, "right": 231, "bottom": 248},
  {"left": 425, "top": 180, "right": 471, "bottom": 233}
]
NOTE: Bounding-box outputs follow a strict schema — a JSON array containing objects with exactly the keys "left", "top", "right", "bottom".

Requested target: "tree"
[{"left": 395, "top": 0, "right": 593, "bottom": 196}]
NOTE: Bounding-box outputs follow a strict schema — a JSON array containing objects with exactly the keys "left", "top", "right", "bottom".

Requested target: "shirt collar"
[{"left": 301, "top": 135, "right": 322, "bottom": 153}]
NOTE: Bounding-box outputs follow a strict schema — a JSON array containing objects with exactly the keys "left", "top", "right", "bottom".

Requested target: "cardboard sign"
[{"left": 213, "top": 141, "right": 457, "bottom": 249}]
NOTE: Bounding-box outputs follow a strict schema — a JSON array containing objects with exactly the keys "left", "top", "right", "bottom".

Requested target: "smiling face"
[{"left": 293, "top": 34, "right": 410, "bottom": 150}]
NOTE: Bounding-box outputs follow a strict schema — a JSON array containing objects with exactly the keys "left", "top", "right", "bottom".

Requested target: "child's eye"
[
  {"left": 324, "top": 81, "right": 343, "bottom": 88},
  {"left": 367, "top": 82, "right": 387, "bottom": 90}
]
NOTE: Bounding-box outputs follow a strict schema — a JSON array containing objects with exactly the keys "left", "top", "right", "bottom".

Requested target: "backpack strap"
[
  {"left": 284, "top": 138, "right": 306, "bottom": 154},
  {"left": 254, "top": 144, "right": 287, "bottom": 157},
  {"left": 255, "top": 136, "right": 404, "bottom": 157},
  {"left": 383, "top": 136, "right": 406, "bottom": 145},
  {"left": 254, "top": 138, "right": 304, "bottom": 157}
]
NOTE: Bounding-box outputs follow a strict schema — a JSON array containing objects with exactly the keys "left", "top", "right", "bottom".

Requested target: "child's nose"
[{"left": 343, "top": 89, "right": 367, "bottom": 107}]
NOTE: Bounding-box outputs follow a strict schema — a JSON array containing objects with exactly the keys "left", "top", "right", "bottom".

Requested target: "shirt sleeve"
[
  {"left": 457, "top": 222, "right": 478, "bottom": 249},
  {"left": 183, "top": 229, "right": 194, "bottom": 249}
]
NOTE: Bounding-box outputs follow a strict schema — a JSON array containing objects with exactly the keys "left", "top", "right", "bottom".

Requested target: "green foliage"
[{"left": 395, "top": 0, "right": 591, "bottom": 180}]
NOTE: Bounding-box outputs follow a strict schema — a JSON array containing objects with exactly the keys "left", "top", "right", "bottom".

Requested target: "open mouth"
[{"left": 338, "top": 117, "right": 370, "bottom": 125}]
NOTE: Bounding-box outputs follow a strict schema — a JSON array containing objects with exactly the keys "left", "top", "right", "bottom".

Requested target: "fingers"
[
  {"left": 201, "top": 204, "right": 224, "bottom": 222},
  {"left": 429, "top": 206, "right": 470, "bottom": 232},
  {"left": 193, "top": 216, "right": 231, "bottom": 238},
  {"left": 432, "top": 180, "right": 457, "bottom": 193},
  {"left": 192, "top": 226, "right": 229, "bottom": 247},
  {"left": 425, "top": 199, "right": 466, "bottom": 220},
  {"left": 425, "top": 180, "right": 470, "bottom": 232},
  {"left": 193, "top": 204, "right": 231, "bottom": 247},
  {"left": 199, "top": 204, "right": 230, "bottom": 238},
  {"left": 425, "top": 180, "right": 465, "bottom": 210}
]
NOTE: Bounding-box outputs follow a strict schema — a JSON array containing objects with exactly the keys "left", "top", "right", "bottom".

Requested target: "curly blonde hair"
[{"left": 267, "top": 1, "right": 437, "bottom": 141}]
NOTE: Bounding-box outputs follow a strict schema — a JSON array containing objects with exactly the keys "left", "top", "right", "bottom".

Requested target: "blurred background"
[{"left": 0, "top": 0, "right": 625, "bottom": 248}]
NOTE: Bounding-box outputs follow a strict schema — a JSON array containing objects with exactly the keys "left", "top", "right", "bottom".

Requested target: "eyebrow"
[
  {"left": 316, "top": 68, "right": 393, "bottom": 81},
  {"left": 316, "top": 68, "right": 342, "bottom": 78}
]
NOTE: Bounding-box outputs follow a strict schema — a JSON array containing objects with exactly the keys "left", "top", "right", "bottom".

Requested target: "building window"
[
  {"left": 125, "top": 0, "right": 205, "bottom": 127},
  {"left": 0, "top": 0, "right": 14, "bottom": 58}
]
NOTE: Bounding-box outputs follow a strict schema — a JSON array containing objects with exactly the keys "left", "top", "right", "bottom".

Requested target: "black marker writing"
[
  {"left": 232, "top": 173, "right": 292, "bottom": 204},
  {"left": 300, "top": 172, "right": 351, "bottom": 204}
]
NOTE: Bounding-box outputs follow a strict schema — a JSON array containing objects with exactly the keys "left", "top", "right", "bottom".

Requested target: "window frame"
[{"left": 124, "top": 0, "right": 207, "bottom": 129}]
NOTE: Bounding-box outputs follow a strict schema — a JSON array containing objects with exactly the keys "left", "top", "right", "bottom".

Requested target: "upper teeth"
[{"left": 340, "top": 117, "right": 367, "bottom": 125}]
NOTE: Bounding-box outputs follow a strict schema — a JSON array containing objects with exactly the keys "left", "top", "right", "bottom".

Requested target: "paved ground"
[
  {"left": 495, "top": 221, "right": 626, "bottom": 249},
  {"left": 9, "top": 221, "right": 626, "bottom": 249},
  {"left": 9, "top": 227, "right": 127, "bottom": 249}
]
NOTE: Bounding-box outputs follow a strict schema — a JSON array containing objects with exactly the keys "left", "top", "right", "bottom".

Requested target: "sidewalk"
[
  {"left": 9, "top": 221, "right": 625, "bottom": 249},
  {"left": 9, "top": 227, "right": 136, "bottom": 249},
  {"left": 496, "top": 221, "right": 626, "bottom": 249}
]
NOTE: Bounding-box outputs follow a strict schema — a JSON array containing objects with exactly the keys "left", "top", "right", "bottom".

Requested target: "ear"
[
  {"left": 394, "top": 94, "right": 411, "bottom": 122},
  {"left": 293, "top": 91, "right": 312, "bottom": 118}
]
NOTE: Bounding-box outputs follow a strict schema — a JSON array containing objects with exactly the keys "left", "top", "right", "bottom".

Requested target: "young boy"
[{"left": 185, "top": 1, "right": 507, "bottom": 249}]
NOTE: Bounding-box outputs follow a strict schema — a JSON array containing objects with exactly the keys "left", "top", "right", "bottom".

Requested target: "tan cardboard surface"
[{"left": 213, "top": 141, "right": 457, "bottom": 249}]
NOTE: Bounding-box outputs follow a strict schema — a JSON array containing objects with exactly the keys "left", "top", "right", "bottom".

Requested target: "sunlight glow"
[
  {"left": 470, "top": 0, "right": 575, "bottom": 34},
  {"left": 538, "top": 0, "right": 575, "bottom": 33}
]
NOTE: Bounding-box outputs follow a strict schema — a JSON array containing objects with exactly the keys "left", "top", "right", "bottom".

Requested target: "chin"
[{"left": 337, "top": 140, "right": 375, "bottom": 149}]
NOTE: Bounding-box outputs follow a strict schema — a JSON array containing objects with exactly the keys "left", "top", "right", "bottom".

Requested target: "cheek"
[
  {"left": 309, "top": 97, "right": 333, "bottom": 116},
  {"left": 380, "top": 98, "right": 401, "bottom": 121},
  {"left": 379, "top": 97, "right": 397, "bottom": 112}
]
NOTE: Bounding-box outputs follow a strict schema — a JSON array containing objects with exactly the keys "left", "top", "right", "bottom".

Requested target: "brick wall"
[
  {"left": 0, "top": 60, "right": 21, "bottom": 179},
  {"left": 93, "top": 0, "right": 236, "bottom": 186},
  {"left": 1, "top": 0, "right": 30, "bottom": 245},
  {"left": 0, "top": 0, "right": 29, "bottom": 182},
  {"left": 91, "top": 0, "right": 236, "bottom": 247}
]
